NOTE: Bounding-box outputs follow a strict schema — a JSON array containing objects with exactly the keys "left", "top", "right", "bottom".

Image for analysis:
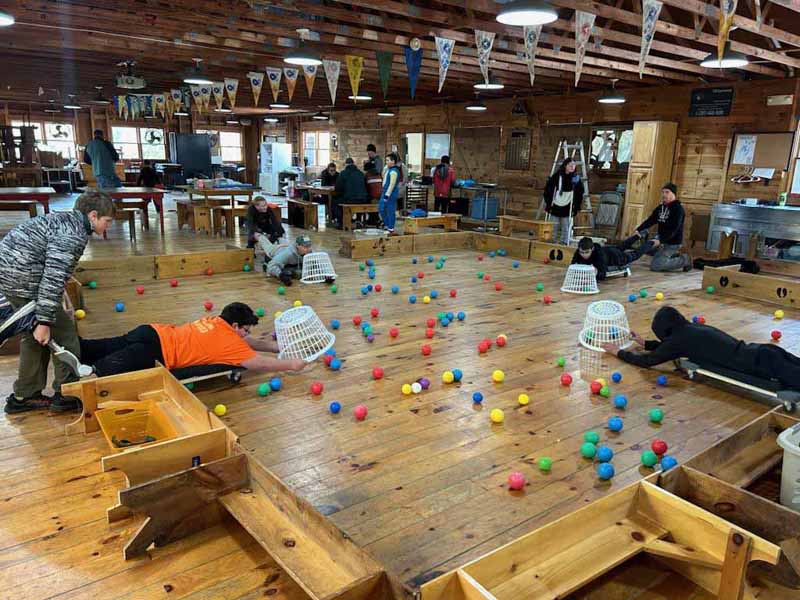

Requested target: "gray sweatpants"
[
  {"left": 551, "top": 216, "right": 572, "bottom": 245},
  {"left": 649, "top": 244, "right": 686, "bottom": 272}
]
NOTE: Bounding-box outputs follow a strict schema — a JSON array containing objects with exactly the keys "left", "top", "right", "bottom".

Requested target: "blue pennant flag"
[{"left": 404, "top": 46, "right": 423, "bottom": 99}]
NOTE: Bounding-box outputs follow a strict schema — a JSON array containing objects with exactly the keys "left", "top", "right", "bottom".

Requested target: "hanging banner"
[
  {"left": 224, "top": 78, "right": 239, "bottom": 108},
  {"left": 199, "top": 84, "right": 212, "bottom": 112},
  {"left": 376, "top": 51, "right": 393, "bottom": 99},
  {"left": 153, "top": 93, "right": 166, "bottom": 118},
  {"left": 190, "top": 85, "right": 203, "bottom": 113},
  {"left": 574, "top": 11, "right": 596, "bottom": 86},
  {"left": 345, "top": 55, "right": 364, "bottom": 99},
  {"left": 248, "top": 71, "right": 264, "bottom": 106},
  {"left": 404, "top": 46, "right": 422, "bottom": 99},
  {"left": 718, "top": 0, "right": 739, "bottom": 62},
  {"left": 639, "top": 0, "right": 662, "bottom": 78},
  {"left": 523, "top": 25, "right": 542, "bottom": 86},
  {"left": 322, "top": 59, "right": 341, "bottom": 105},
  {"left": 283, "top": 68, "right": 299, "bottom": 102},
  {"left": 114, "top": 96, "right": 128, "bottom": 120},
  {"left": 170, "top": 88, "right": 183, "bottom": 112},
  {"left": 303, "top": 65, "right": 317, "bottom": 97},
  {"left": 475, "top": 30, "right": 496, "bottom": 85},
  {"left": 435, "top": 37, "right": 455, "bottom": 93},
  {"left": 211, "top": 82, "right": 225, "bottom": 110},
  {"left": 126, "top": 95, "right": 139, "bottom": 120},
  {"left": 265, "top": 67, "right": 282, "bottom": 103}
]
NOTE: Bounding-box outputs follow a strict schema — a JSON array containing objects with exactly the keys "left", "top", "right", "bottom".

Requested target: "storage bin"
[{"left": 95, "top": 400, "right": 178, "bottom": 453}]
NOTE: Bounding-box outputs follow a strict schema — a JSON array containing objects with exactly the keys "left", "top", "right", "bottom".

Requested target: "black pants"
[
  {"left": 755, "top": 345, "right": 800, "bottom": 389},
  {"left": 434, "top": 196, "right": 449, "bottom": 212},
  {"left": 612, "top": 236, "right": 655, "bottom": 268},
  {"left": 80, "top": 325, "right": 164, "bottom": 377}
]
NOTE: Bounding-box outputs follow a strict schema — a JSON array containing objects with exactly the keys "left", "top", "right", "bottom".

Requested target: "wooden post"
[{"left": 718, "top": 530, "right": 753, "bottom": 600}]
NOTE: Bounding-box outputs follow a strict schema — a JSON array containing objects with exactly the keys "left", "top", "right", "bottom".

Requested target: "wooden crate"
[
  {"left": 702, "top": 265, "right": 799, "bottom": 309},
  {"left": 473, "top": 232, "right": 531, "bottom": 259},
  {"left": 155, "top": 249, "right": 253, "bottom": 279},
  {"left": 529, "top": 241, "right": 573, "bottom": 267},
  {"left": 340, "top": 234, "right": 415, "bottom": 259}
]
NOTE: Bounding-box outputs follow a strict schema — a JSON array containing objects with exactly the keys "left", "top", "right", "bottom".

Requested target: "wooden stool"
[
  {"left": 113, "top": 199, "right": 149, "bottom": 231},
  {"left": 404, "top": 213, "right": 459, "bottom": 234},
  {"left": 341, "top": 204, "right": 380, "bottom": 231},
  {"left": 288, "top": 199, "right": 319, "bottom": 231},
  {"left": 176, "top": 200, "right": 211, "bottom": 234},
  {"left": 499, "top": 215, "right": 554, "bottom": 241},
  {"left": 114, "top": 208, "right": 138, "bottom": 243},
  {"left": 218, "top": 206, "right": 249, "bottom": 238},
  {"left": 0, "top": 201, "right": 38, "bottom": 218}
]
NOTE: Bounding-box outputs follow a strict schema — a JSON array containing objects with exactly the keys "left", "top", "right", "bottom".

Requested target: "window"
[
  {"left": 196, "top": 129, "right": 244, "bottom": 163},
  {"left": 11, "top": 120, "right": 76, "bottom": 159},
  {"left": 589, "top": 127, "right": 633, "bottom": 171},
  {"left": 112, "top": 126, "right": 140, "bottom": 160},
  {"left": 111, "top": 126, "right": 166, "bottom": 161},
  {"left": 303, "top": 131, "right": 330, "bottom": 168}
]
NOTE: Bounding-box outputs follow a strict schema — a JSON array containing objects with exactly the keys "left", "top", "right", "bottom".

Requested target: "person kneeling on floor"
[
  {"left": 630, "top": 182, "right": 692, "bottom": 272},
  {"left": 79, "top": 302, "right": 306, "bottom": 377},
  {"left": 601, "top": 306, "right": 800, "bottom": 390},
  {"left": 571, "top": 235, "right": 654, "bottom": 280},
  {"left": 247, "top": 195, "right": 285, "bottom": 258},
  {"left": 265, "top": 234, "right": 314, "bottom": 286}
]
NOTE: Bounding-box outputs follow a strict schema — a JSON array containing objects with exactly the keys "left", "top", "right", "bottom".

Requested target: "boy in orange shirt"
[{"left": 79, "top": 302, "right": 305, "bottom": 378}]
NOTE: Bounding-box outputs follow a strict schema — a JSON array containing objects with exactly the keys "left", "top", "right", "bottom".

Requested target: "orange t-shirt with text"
[{"left": 150, "top": 317, "right": 257, "bottom": 369}]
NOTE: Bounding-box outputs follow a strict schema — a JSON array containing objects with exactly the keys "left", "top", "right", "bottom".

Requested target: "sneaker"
[
  {"left": 49, "top": 393, "right": 81, "bottom": 413},
  {"left": 4, "top": 392, "right": 52, "bottom": 414}
]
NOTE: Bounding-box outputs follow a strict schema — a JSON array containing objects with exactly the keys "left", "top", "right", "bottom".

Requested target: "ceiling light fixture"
[
  {"left": 183, "top": 58, "right": 213, "bottom": 85},
  {"left": 63, "top": 95, "right": 82, "bottom": 110},
  {"left": 270, "top": 103, "right": 290, "bottom": 109},
  {"left": 496, "top": 0, "right": 557, "bottom": 26},
  {"left": 285, "top": 29, "right": 322, "bottom": 66},
  {"left": 174, "top": 111, "right": 190, "bottom": 116},
  {"left": 214, "top": 107, "right": 233, "bottom": 113},
  {"left": 264, "top": 117, "right": 280, "bottom": 123},
  {"left": 44, "top": 100, "right": 60, "bottom": 114},
  {"left": 465, "top": 98, "right": 488, "bottom": 112},
  {"left": 348, "top": 94, "right": 372, "bottom": 101},
  {"left": 226, "top": 118, "right": 240, "bottom": 125},
  {"left": 473, "top": 77, "right": 505, "bottom": 91},
  {"left": 89, "top": 85, "right": 111, "bottom": 105},
  {"left": 312, "top": 111, "right": 329, "bottom": 120},
  {"left": 597, "top": 79, "right": 626, "bottom": 104},
  {"left": 377, "top": 106, "right": 396, "bottom": 117},
  {"left": 699, "top": 42, "right": 749, "bottom": 68}
]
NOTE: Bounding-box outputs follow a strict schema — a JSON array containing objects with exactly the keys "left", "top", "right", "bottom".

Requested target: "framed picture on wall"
[{"left": 425, "top": 133, "right": 451, "bottom": 160}]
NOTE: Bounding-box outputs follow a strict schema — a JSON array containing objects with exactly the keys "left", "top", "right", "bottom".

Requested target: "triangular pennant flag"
[
  {"left": 199, "top": 84, "right": 212, "bottom": 112},
  {"left": 224, "top": 78, "right": 239, "bottom": 108},
  {"left": 435, "top": 37, "right": 456, "bottom": 93},
  {"left": 404, "top": 46, "right": 422, "bottom": 99},
  {"left": 266, "top": 67, "right": 282, "bottom": 103},
  {"left": 718, "top": 0, "right": 738, "bottom": 62},
  {"left": 346, "top": 55, "right": 364, "bottom": 99},
  {"left": 170, "top": 88, "right": 183, "bottom": 112},
  {"left": 283, "top": 68, "right": 299, "bottom": 102},
  {"left": 376, "top": 51, "right": 393, "bottom": 100},
  {"left": 523, "top": 26, "right": 542, "bottom": 86},
  {"left": 475, "top": 30, "right": 496, "bottom": 85},
  {"left": 114, "top": 96, "right": 128, "bottom": 120},
  {"left": 153, "top": 93, "right": 166, "bottom": 118},
  {"left": 211, "top": 82, "right": 225, "bottom": 110},
  {"left": 575, "top": 11, "right": 596, "bottom": 86},
  {"left": 322, "top": 59, "right": 341, "bottom": 105},
  {"left": 303, "top": 65, "right": 317, "bottom": 97},
  {"left": 248, "top": 71, "right": 264, "bottom": 106},
  {"left": 126, "top": 95, "right": 138, "bottom": 120},
  {"left": 639, "top": 0, "right": 662, "bottom": 78},
  {"left": 190, "top": 85, "right": 203, "bottom": 113}
]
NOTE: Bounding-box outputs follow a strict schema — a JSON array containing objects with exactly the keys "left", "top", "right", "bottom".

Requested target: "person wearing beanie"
[
  {"left": 571, "top": 235, "right": 655, "bottom": 280},
  {"left": 631, "top": 182, "right": 691, "bottom": 272}
]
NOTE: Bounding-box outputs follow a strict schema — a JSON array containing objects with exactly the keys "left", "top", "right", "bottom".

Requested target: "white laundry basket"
[
  {"left": 579, "top": 300, "right": 634, "bottom": 352},
  {"left": 777, "top": 423, "right": 800, "bottom": 511},
  {"left": 561, "top": 264, "right": 599, "bottom": 295},
  {"left": 274, "top": 306, "right": 335, "bottom": 362},
  {"left": 301, "top": 252, "right": 337, "bottom": 284}
]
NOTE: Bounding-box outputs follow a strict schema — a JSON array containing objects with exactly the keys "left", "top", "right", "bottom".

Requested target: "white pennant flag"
[
  {"left": 190, "top": 85, "right": 203, "bottom": 113},
  {"left": 303, "top": 65, "right": 318, "bottom": 97},
  {"left": 199, "top": 84, "right": 212, "bottom": 112},
  {"left": 283, "top": 68, "right": 299, "bottom": 102},
  {"left": 475, "top": 30, "right": 496, "bottom": 85},
  {"left": 265, "top": 67, "right": 282, "bottom": 103},
  {"left": 523, "top": 26, "right": 542, "bottom": 86},
  {"left": 248, "top": 71, "right": 264, "bottom": 106},
  {"left": 435, "top": 36, "right": 456, "bottom": 93},
  {"left": 211, "top": 81, "right": 225, "bottom": 110},
  {"left": 575, "top": 11, "right": 596, "bottom": 86},
  {"left": 639, "top": 0, "right": 663, "bottom": 78},
  {"left": 224, "top": 78, "right": 239, "bottom": 108},
  {"left": 322, "top": 59, "right": 341, "bottom": 105}
]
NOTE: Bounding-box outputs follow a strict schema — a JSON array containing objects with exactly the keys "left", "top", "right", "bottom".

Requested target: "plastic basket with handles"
[{"left": 274, "top": 306, "right": 335, "bottom": 362}]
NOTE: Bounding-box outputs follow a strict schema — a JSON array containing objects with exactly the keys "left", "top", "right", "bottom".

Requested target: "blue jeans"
[
  {"left": 379, "top": 195, "right": 397, "bottom": 230},
  {"left": 95, "top": 174, "right": 122, "bottom": 188}
]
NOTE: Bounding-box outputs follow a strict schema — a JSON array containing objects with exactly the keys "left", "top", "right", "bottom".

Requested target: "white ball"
[{"left": 411, "top": 382, "right": 422, "bottom": 394}]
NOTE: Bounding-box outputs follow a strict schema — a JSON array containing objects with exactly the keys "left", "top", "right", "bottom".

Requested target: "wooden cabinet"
[{"left": 620, "top": 121, "right": 678, "bottom": 236}]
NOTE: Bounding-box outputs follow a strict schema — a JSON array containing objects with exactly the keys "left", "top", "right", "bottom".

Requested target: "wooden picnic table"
[{"left": 0, "top": 186, "right": 56, "bottom": 214}]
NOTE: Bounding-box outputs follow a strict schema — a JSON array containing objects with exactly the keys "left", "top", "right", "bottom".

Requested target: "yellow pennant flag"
[{"left": 346, "top": 55, "right": 364, "bottom": 98}]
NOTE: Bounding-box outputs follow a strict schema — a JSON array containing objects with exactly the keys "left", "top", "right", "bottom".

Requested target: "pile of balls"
[{"left": 580, "top": 430, "right": 616, "bottom": 480}]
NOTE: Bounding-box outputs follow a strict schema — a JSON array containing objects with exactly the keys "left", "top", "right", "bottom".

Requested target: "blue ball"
[
  {"left": 597, "top": 462, "right": 615, "bottom": 480},
  {"left": 330, "top": 358, "right": 342, "bottom": 370},
  {"left": 324, "top": 348, "right": 337, "bottom": 357},
  {"left": 661, "top": 455, "right": 678, "bottom": 471},
  {"left": 489, "top": 251, "right": 496, "bottom": 258},
  {"left": 452, "top": 369, "right": 463, "bottom": 382},
  {"left": 457, "top": 311, "right": 466, "bottom": 321},
  {"left": 614, "top": 394, "right": 628, "bottom": 409},
  {"left": 596, "top": 446, "right": 614, "bottom": 462},
  {"left": 331, "top": 319, "right": 340, "bottom": 330},
  {"left": 608, "top": 416, "right": 624, "bottom": 432},
  {"left": 498, "top": 249, "right": 507, "bottom": 256},
  {"left": 366, "top": 259, "right": 375, "bottom": 267},
  {"left": 430, "top": 290, "right": 439, "bottom": 299},
  {"left": 692, "top": 315, "right": 701, "bottom": 324},
  {"left": 656, "top": 375, "right": 668, "bottom": 386},
  {"left": 628, "top": 294, "right": 637, "bottom": 302},
  {"left": 367, "top": 284, "right": 373, "bottom": 291},
  {"left": 412, "top": 257, "right": 418, "bottom": 264},
  {"left": 409, "top": 295, "right": 417, "bottom": 304},
  {"left": 427, "top": 256, "right": 434, "bottom": 262},
  {"left": 391, "top": 285, "right": 399, "bottom": 294},
  {"left": 368, "top": 271, "right": 376, "bottom": 279},
  {"left": 115, "top": 302, "right": 125, "bottom": 312},
  {"left": 446, "top": 311, "right": 454, "bottom": 320},
  {"left": 411, "top": 276, "right": 418, "bottom": 283},
  {"left": 512, "top": 260, "right": 520, "bottom": 268},
  {"left": 441, "top": 318, "right": 450, "bottom": 327},
  {"left": 611, "top": 371, "right": 622, "bottom": 383},
  {"left": 472, "top": 391, "right": 484, "bottom": 403},
  {"left": 329, "top": 401, "right": 341, "bottom": 414},
  {"left": 361, "top": 286, "right": 369, "bottom": 295},
  {"left": 269, "top": 377, "right": 282, "bottom": 391}
]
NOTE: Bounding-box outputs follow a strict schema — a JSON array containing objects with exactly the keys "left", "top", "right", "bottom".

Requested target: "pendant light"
[
  {"left": 473, "top": 77, "right": 505, "bottom": 91},
  {"left": 285, "top": 29, "right": 322, "bottom": 66},
  {"left": 312, "top": 111, "right": 329, "bottom": 120},
  {"left": 466, "top": 96, "right": 488, "bottom": 112},
  {"left": 700, "top": 42, "right": 748, "bottom": 68},
  {"left": 89, "top": 86, "right": 111, "bottom": 105},
  {"left": 63, "top": 95, "right": 82, "bottom": 110},
  {"left": 183, "top": 58, "right": 213, "bottom": 85},
  {"left": 496, "top": 0, "right": 557, "bottom": 26},
  {"left": 264, "top": 117, "right": 280, "bottom": 123},
  {"left": 270, "top": 103, "right": 291, "bottom": 109},
  {"left": 348, "top": 94, "right": 373, "bottom": 101},
  {"left": 0, "top": 10, "right": 15, "bottom": 26},
  {"left": 377, "top": 106, "right": 396, "bottom": 117},
  {"left": 598, "top": 79, "right": 626, "bottom": 104},
  {"left": 44, "top": 100, "right": 60, "bottom": 114}
]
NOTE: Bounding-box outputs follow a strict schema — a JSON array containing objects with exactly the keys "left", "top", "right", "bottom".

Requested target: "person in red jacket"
[{"left": 431, "top": 155, "right": 456, "bottom": 213}]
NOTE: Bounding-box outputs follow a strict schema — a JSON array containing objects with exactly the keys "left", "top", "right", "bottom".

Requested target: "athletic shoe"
[
  {"left": 4, "top": 392, "right": 53, "bottom": 414},
  {"left": 49, "top": 393, "right": 81, "bottom": 413}
]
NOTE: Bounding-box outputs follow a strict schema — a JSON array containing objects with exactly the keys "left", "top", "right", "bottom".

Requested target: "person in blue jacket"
[{"left": 380, "top": 152, "right": 402, "bottom": 235}]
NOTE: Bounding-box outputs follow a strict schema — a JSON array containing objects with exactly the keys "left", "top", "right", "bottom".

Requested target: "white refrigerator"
[{"left": 259, "top": 142, "right": 292, "bottom": 195}]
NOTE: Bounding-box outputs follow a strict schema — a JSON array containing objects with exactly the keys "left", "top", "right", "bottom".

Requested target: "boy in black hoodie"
[
  {"left": 571, "top": 236, "right": 654, "bottom": 280},
  {"left": 631, "top": 182, "right": 692, "bottom": 272},
  {"left": 602, "top": 306, "right": 800, "bottom": 390}
]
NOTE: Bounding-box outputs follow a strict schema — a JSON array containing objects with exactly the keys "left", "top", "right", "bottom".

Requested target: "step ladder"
[{"left": 536, "top": 139, "right": 594, "bottom": 245}]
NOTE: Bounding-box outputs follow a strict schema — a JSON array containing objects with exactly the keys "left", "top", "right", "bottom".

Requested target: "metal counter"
[{"left": 706, "top": 203, "right": 800, "bottom": 256}]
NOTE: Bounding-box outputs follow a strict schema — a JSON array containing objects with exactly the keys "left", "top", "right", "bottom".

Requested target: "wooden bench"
[
  {"left": 0, "top": 200, "right": 38, "bottom": 218},
  {"left": 176, "top": 199, "right": 211, "bottom": 234},
  {"left": 114, "top": 208, "right": 139, "bottom": 243},
  {"left": 342, "top": 203, "right": 380, "bottom": 232},
  {"left": 288, "top": 198, "right": 320, "bottom": 231},
  {"left": 404, "top": 213, "right": 460, "bottom": 234},
  {"left": 113, "top": 199, "right": 149, "bottom": 231},
  {"left": 499, "top": 215, "right": 554, "bottom": 240},
  {"left": 213, "top": 206, "right": 249, "bottom": 238}
]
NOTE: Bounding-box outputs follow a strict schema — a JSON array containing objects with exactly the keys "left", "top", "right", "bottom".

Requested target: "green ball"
[
  {"left": 706, "top": 286, "right": 715, "bottom": 294},
  {"left": 580, "top": 442, "right": 597, "bottom": 458},
  {"left": 257, "top": 383, "right": 271, "bottom": 397},
  {"left": 600, "top": 386, "right": 610, "bottom": 398},
  {"left": 435, "top": 262, "right": 443, "bottom": 270},
  {"left": 277, "top": 286, "right": 286, "bottom": 295},
  {"left": 243, "top": 264, "right": 252, "bottom": 272},
  {"left": 584, "top": 431, "right": 600, "bottom": 444},
  {"left": 255, "top": 308, "right": 265, "bottom": 317},
  {"left": 184, "top": 382, "right": 194, "bottom": 391},
  {"left": 641, "top": 450, "right": 658, "bottom": 467},
  {"left": 477, "top": 271, "right": 484, "bottom": 279},
  {"left": 359, "top": 263, "right": 366, "bottom": 271},
  {"left": 649, "top": 408, "right": 664, "bottom": 423},
  {"left": 88, "top": 281, "right": 97, "bottom": 289},
  {"left": 557, "top": 357, "right": 566, "bottom": 367},
  {"left": 330, "top": 284, "right": 338, "bottom": 293},
  {"left": 437, "top": 312, "right": 446, "bottom": 320},
  {"left": 639, "top": 288, "right": 648, "bottom": 298},
  {"left": 538, "top": 457, "right": 553, "bottom": 472},
  {"left": 364, "top": 326, "right": 373, "bottom": 335},
  {"left": 536, "top": 283, "right": 544, "bottom": 291}
]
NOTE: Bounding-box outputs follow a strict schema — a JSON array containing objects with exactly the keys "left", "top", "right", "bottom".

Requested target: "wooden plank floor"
[{"left": 1, "top": 196, "right": 798, "bottom": 598}]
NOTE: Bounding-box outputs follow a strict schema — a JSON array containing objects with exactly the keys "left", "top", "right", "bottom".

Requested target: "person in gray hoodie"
[
  {"left": 0, "top": 190, "right": 114, "bottom": 413},
  {"left": 265, "top": 234, "right": 315, "bottom": 286}
]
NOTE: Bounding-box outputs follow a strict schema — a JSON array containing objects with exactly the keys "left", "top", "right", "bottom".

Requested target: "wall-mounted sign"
[{"left": 689, "top": 87, "right": 734, "bottom": 117}]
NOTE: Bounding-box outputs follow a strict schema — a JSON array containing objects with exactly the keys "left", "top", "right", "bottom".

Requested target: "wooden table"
[
  {"left": 288, "top": 198, "right": 319, "bottom": 231},
  {"left": 105, "top": 187, "right": 166, "bottom": 234},
  {"left": 342, "top": 203, "right": 380, "bottom": 231},
  {"left": 404, "top": 213, "right": 460, "bottom": 234},
  {"left": 0, "top": 166, "right": 44, "bottom": 187},
  {"left": 0, "top": 187, "right": 56, "bottom": 214},
  {"left": 184, "top": 187, "right": 258, "bottom": 208},
  {"left": 296, "top": 184, "right": 335, "bottom": 215},
  {"left": 498, "top": 215, "right": 554, "bottom": 240}
]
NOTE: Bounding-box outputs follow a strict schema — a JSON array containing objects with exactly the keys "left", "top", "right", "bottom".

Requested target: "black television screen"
[{"left": 173, "top": 133, "right": 212, "bottom": 178}]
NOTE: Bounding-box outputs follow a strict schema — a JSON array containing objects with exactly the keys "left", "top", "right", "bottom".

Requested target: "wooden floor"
[{"left": 0, "top": 196, "right": 798, "bottom": 598}]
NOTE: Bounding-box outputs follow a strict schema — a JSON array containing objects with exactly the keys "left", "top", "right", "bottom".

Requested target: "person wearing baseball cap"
[
  {"left": 264, "top": 234, "right": 315, "bottom": 286},
  {"left": 630, "top": 182, "right": 691, "bottom": 272}
]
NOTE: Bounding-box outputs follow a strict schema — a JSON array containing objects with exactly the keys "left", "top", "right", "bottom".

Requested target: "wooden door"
[
  {"left": 620, "top": 204, "right": 645, "bottom": 237},
  {"left": 630, "top": 122, "right": 658, "bottom": 167},
  {"left": 621, "top": 167, "right": 653, "bottom": 235}
]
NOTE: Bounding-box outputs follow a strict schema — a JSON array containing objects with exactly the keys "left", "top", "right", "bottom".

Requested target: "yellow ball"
[
  {"left": 423, "top": 296, "right": 431, "bottom": 304},
  {"left": 293, "top": 300, "right": 302, "bottom": 308},
  {"left": 213, "top": 404, "right": 227, "bottom": 416},
  {"left": 490, "top": 408, "right": 504, "bottom": 423},
  {"left": 518, "top": 393, "right": 529, "bottom": 406},
  {"left": 596, "top": 378, "right": 607, "bottom": 387},
  {"left": 442, "top": 371, "right": 454, "bottom": 383},
  {"left": 74, "top": 309, "right": 86, "bottom": 320},
  {"left": 655, "top": 292, "right": 664, "bottom": 300},
  {"left": 775, "top": 309, "right": 785, "bottom": 320},
  {"left": 402, "top": 383, "right": 412, "bottom": 395},
  {"left": 492, "top": 369, "right": 505, "bottom": 383},
  {"left": 274, "top": 311, "right": 283, "bottom": 318}
]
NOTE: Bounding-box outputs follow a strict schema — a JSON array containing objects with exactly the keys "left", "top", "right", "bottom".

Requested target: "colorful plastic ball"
[
  {"left": 423, "top": 328, "right": 433, "bottom": 339},
  {"left": 600, "top": 386, "right": 610, "bottom": 398},
  {"left": 274, "top": 311, "right": 282, "bottom": 318},
  {"left": 373, "top": 284, "right": 381, "bottom": 292},
  {"left": 661, "top": 455, "right": 678, "bottom": 471},
  {"left": 538, "top": 457, "right": 553, "bottom": 472},
  {"left": 440, "top": 256, "right": 447, "bottom": 262},
  {"left": 412, "top": 257, "right": 418, "bottom": 264},
  {"left": 557, "top": 357, "right": 566, "bottom": 367},
  {"left": 370, "top": 308, "right": 379, "bottom": 318},
  {"left": 365, "top": 259, "right": 374, "bottom": 267},
  {"left": 477, "top": 271, "right": 484, "bottom": 279},
  {"left": 277, "top": 286, "right": 286, "bottom": 295},
  {"left": 611, "top": 372, "right": 622, "bottom": 383},
  {"left": 596, "top": 378, "right": 607, "bottom": 387},
  {"left": 608, "top": 416, "right": 624, "bottom": 432},
  {"left": 204, "top": 301, "right": 214, "bottom": 311},
  {"left": 457, "top": 312, "right": 466, "bottom": 321},
  {"left": 772, "top": 330, "right": 782, "bottom": 341},
  {"left": 584, "top": 431, "right": 600, "bottom": 444},
  {"left": 483, "top": 274, "right": 491, "bottom": 281},
  {"left": 656, "top": 292, "right": 664, "bottom": 300},
  {"left": 115, "top": 302, "right": 125, "bottom": 312},
  {"left": 494, "top": 282, "right": 503, "bottom": 291},
  {"left": 649, "top": 408, "right": 664, "bottom": 423},
  {"left": 514, "top": 393, "right": 529, "bottom": 406},
  {"left": 325, "top": 348, "right": 336, "bottom": 357},
  {"left": 496, "top": 335, "right": 507, "bottom": 347},
  {"left": 409, "top": 295, "right": 417, "bottom": 304},
  {"left": 367, "top": 334, "right": 375, "bottom": 343},
  {"left": 402, "top": 383, "right": 412, "bottom": 395},
  {"left": 590, "top": 380, "right": 602, "bottom": 394},
  {"left": 427, "top": 256, "right": 434, "bottom": 263},
  {"left": 391, "top": 285, "right": 399, "bottom": 294},
  {"left": 421, "top": 344, "right": 432, "bottom": 356},
  {"left": 775, "top": 309, "right": 785, "bottom": 319},
  {"left": 359, "top": 263, "right": 366, "bottom": 271},
  {"left": 169, "top": 279, "right": 178, "bottom": 287},
  {"left": 596, "top": 446, "right": 614, "bottom": 462},
  {"left": 628, "top": 294, "right": 637, "bottom": 303},
  {"left": 257, "top": 382, "right": 271, "bottom": 396},
  {"left": 254, "top": 308, "right": 266, "bottom": 318},
  {"left": 639, "top": 289, "right": 648, "bottom": 298},
  {"left": 478, "top": 342, "right": 489, "bottom": 354},
  {"left": 354, "top": 405, "right": 368, "bottom": 420},
  {"left": 450, "top": 289, "right": 458, "bottom": 297},
  {"left": 614, "top": 395, "right": 628, "bottom": 409},
  {"left": 423, "top": 296, "right": 431, "bottom": 304},
  {"left": 411, "top": 382, "right": 422, "bottom": 394},
  {"left": 536, "top": 282, "right": 544, "bottom": 292},
  {"left": 472, "top": 391, "right": 484, "bottom": 403},
  {"left": 488, "top": 251, "right": 496, "bottom": 258},
  {"left": 580, "top": 442, "right": 597, "bottom": 458},
  {"left": 368, "top": 285, "right": 375, "bottom": 292},
  {"left": 423, "top": 318, "right": 434, "bottom": 328},
  {"left": 446, "top": 312, "right": 454, "bottom": 321},
  {"left": 330, "top": 358, "right": 342, "bottom": 370},
  {"left": 560, "top": 373, "right": 573, "bottom": 386},
  {"left": 706, "top": 285, "right": 715, "bottom": 294},
  {"left": 651, "top": 439, "right": 668, "bottom": 455},
  {"left": 508, "top": 471, "right": 525, "bottom": 491},
  {"left": 207, "top": 402, "right": 225, "bottom": 417},
  {"left": 360, "top": 321, "right": 369, "bottom": 331},
  {"left": 417, "top": 271, "right": 425, "bottom": 279},
  {"left": 641, "top": 450, "right": 658, "bottom": 467},
  {"left": 325, "top": 401, "right": 340, "bottom": 415},
  {"left": 478, "top": 254, "right": 484, "bottom": 261},
  {"left": 543, "top": 258, "right": 550, "bottom": 264},
  {"left": 74, "top": 309, "right": 86, "bottom": 320},
  {"left": 512, "top": 260, "right": 520, "bottom": 268},
  {"left": 543, "top": 295, "right": 552, "bottom": 305},
  {"left": 442, "top": 371, "right": 455, "bottom": 384},
  {"left": 361, "top": 286, "right": 369, "bottom": 295},
  {"left": 411, "top": 276, "right": 418, "bottom": 284},
  {"left": 436, "top": 261, "right": 444, "bottom": 270},
  {"left": 597, "top": 462, "right": 615, "bottom": 480},
  {"left": 656, "top": 375, "right": 668, "bottom": 386},
  {"left": 353, "top": 316, "right": 364, "bottom": 327},
  {"left": 135, "top": 285, "right": 145, "bottom": 295},
  {"left": 269, "top": 377, "right": 282, "bottom": 391},
  {"left": 383, "top": 326, "right": 396, "bottom": 338},
  {"left": 88, "top": 280, "right": 97, "bottom": 289},
  {"left": 452, "top": 369, "right": 463, "bottom": 382},
  {"left": 492, "top": 370, "right": 505, "bottom": 383},
  {"left": 419, "top": 378, "right": 431, "bottom": 389},
  {"left": 310, "top": 382, "right": 324, "bottom": 395},
  {"left": 330, "top": 319, "right": 341, "bottom": 330},
  {"left": 441, "top": 318, "right": 450, "bottom": 327},
  {"left": 490, "top": 408, "right": 504, "bottom": 423},
  {"left": 329, "top": 283, "right": 338, "bottom": 294},
  {"left": 693, "top": 315, "right": 706, "bottom": 325},
  {"left": 324, "top": 355, "right": 333, "bottom": 366},
  {"left": 430, "top": 290, "right": 439, "bottom": 299}
]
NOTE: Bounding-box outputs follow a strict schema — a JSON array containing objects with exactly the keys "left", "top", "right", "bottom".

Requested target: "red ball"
[
  {"left": 205, "top": 267, "right": 214, "bottom": 276},
  {"left": 478, "top": 255, "right": 484, "bottom": 261},
  {"left": 426, "top": 318, "right": 436, "bottom": 328},
  {"left": 482, "top": 338, "right": 493, "bottom": 348},
  {"left": 543, "top": 295, "right": 552, "bottom": 305},
  {"left": 496, "top": 336, "right": 507, "bottom": 347},
  {"left": 324, "top": 355, "right": 334, "bottom": 366},
  {"left": 203, "top": 301, "right": 214, "bottom": 311},
  {"left": 483, "top": 274, "right": 491, "bottom": 281},
  {"left": 374, "top": 284, "right": 382, "bottom": 292},
  {"left": 560, "top": 373, "right": 573, "bottom": 386},
  {"left": 310, "top": 381, "right": 324, "bottom": 395},
  {"left": 543, "top": 258, "right": 550, "bottom": 264},
  {"left": 417, "top": 271, "right": 425, "bottom": 279},
  {"left": 696, "top": 315, "right": 706, "bottom": 325},
  {"left": 590, "top": 380, "right": 602, "bottom": 394},
  {"left": 421, "top": 344, "right": 432, "bottom": 356},
  {"left": 508, "top": 471, "right": 526, "bottom": 491},
  {"left": 651, "top": 439, "right": 668, "bottom": 455},
  {"left": 425, "top": 328, "right": 435, "bottom": 339},
  {"left": 371, "top": 308, "right": 379, "bottom": 318},
  {"left": 135, "top": 286, "right": 145, "bottom": 295},
  {"left": 354, "top": 404, "right": 368, "bottom": 420},
  {"left": 449, "top": 289, "right": 457, "bottom": 297},
  {"left": 771, "top": 330, "right": 782, "bottom": 341},
  {"left": 372, "top": 367, "right": 384, "bottom": 380},
  {"left": 169, "top": 279, "right": 179, "bottom": 287},
  {"left": 389, "top": 327, "right": 399, "bottom": 338},
  {"left": 478, "top": 342, "right": 489, "bottom": 354},
  {"left": 494, "top": 282, "right": 503, "bottom": 291},
  {"left": 353, "top": 315, "right": 362, "bottom": 326}
]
